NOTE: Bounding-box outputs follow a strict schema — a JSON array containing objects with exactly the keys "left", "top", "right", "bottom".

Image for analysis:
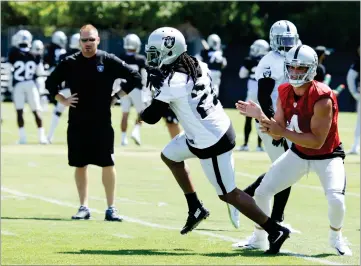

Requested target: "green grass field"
[{"left": 1, "top": 102, "right": 360, "bottom": 265}]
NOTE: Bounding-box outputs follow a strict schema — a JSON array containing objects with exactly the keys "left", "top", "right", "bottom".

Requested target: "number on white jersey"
[
  {"left": 287, "top": 114, "right": 303, "bottom": 133},
  {"left": 191, "top": 82, "right": 218, "bottom": 119},
  {"left": 13, "top": 61, "right": 37, "bottom": 82}
]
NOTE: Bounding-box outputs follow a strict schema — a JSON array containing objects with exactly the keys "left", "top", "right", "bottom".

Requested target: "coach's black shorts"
[
  {"left": 67, "top": 124, "right": 115, "bottom": 167},
  {"left": 163, "top": 108, "right": 178, "bottom": 124}
]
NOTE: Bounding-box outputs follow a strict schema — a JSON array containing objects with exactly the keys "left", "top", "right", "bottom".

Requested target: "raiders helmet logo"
[{"left": 163, "top": 36, "right": 175, "bottom": 49}]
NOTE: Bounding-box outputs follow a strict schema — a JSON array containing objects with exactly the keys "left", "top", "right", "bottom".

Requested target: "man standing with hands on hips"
[{"left": 45, "top": 24, "right": 142, "bottom": 221}]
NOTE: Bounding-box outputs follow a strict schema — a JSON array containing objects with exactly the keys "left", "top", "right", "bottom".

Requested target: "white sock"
[
  {"left": 38, "top": 127, "right": 45, "bottom": 138},
  {"left": 132, "top": 124, "right": 141, "bottom": 135},
  {"left": 330, "top": 229, "right": 342, "bottom": 239},
  {"left": 48, "top": 113, "right": 60, "bottom": 140},
  {"left": 121, "top": 132, "right": 127, "bottom": 141},
  {"left": 19, "top": 127, "right": 26, "bottom": 139}
]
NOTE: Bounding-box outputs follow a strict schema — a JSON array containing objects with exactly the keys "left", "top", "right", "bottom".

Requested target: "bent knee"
[
  {"left": 161, "top": 152, "right": 181, "bottom": 167},
  {"left": 327, "top": 192, "right": 345, "bottom": 208}
]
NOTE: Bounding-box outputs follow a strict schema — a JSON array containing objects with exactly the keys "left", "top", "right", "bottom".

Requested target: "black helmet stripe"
[
  {"left": 285, "top": 21, "right": 290, "bottom": 32},
  {"left": 294, "top": 45, "right": 302, "bottom": 59}
]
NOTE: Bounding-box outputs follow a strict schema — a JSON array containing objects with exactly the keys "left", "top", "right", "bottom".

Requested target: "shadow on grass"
[
  {"left": 1, "top": 216, "right": 70, "bottom": 221},
  {"left": 60, "top": 249, "right": 197, "bottom": 256}
]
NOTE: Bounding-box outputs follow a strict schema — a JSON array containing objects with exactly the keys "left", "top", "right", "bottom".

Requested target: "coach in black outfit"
[{"left": 46, "top": 24, "right": 141, "bottom": 221}]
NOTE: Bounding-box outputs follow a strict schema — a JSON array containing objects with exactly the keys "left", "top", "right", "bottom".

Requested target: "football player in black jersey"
[
  {"left": 118, "top": 34, "right": 147, "bottom": 146},
  {"left": 238, "top": 39, "right": 269, "bottom": 152},
  {"left": 9, "top": 30, "right": 48, "bottom": 144},
  {"left": 47, "top": 33, "right": 79, "bottom": 143},
  {"left": 196, "top": 34, "right": 227, "bottom": 97}
]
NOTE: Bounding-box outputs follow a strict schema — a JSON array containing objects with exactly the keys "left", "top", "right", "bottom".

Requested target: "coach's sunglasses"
[{"left": 80, "top": 38, "right": 96, "bottom": 43}]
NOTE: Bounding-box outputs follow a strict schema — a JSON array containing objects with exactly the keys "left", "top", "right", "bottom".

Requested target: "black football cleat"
[
  {"left": 180, "top": 206, "right": 210, "bottom": 235},
  {"left": 264, "top": 226, "right": 290, "bottom": 255},
  {"left": 105, "top": 206, "right": 123, "bottom": 222}
]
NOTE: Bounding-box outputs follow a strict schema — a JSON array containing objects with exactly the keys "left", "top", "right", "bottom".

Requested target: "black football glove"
[
  {"left": 145, "top": 65, "right": 167, "bottom": 90},
  {"left": 272, "top": 137, "right": 287, "bottom": 148}
]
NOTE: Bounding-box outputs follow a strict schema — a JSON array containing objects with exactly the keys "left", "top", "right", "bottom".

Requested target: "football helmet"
[
  {"left": 16, "top": 30, "right": 33, "bottom": 49},
  {"left": 207, "top": 34, "right": 221, "bottom": 51},
  {"left": 52, "top": 31, "right": 68, "bottom": 49},
  {"left": 69, "top": 33, "right": 80, "bottom": 50},
  {"left": 270, "top": 20, "right": 299, "bottom": 56},
  {"left": 123, "top": 33, "right": 141, "bottom": 53},
  {"left": 284, "top": 45, "right": 318, "bottom": 87},
  {"left": 145, "top": 27, "right": 187, "bottom": 67},
  {"left": 30, "top": 40, "right": 44, "bottom": 56},
  {"left": 249, "top": 39, "right": 270, "bottom": 57}
]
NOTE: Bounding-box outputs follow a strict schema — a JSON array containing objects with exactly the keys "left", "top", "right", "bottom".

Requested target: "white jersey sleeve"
[
  {"left": 255, "top": 51, "right": 284, "bottom": 82},
  {"left": 153, "top": 72, "right": 190, "bottom": 103}
]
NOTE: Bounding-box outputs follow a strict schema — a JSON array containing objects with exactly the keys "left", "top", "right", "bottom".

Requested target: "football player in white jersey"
[
  {"left": 140, "top": 27, "right": 291, "bottom": 255},
  {"left": 233, "top": 20, "right": 299, "bottom": 250},
  {"left": 238, "top": 39, "right": 269, "bottom": 152},
  {"left": 347, "top": 46, "right": 360, "bottom": 154},
  {"left": 9, "top": 30, "right": 48, "bottom": 144}
]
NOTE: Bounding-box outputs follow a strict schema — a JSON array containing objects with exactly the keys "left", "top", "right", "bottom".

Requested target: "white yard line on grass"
[
  {"left": 112, "top": 233, "right": 134, "bottom": 239},
  {"left": 236, "top": 172, "right": 360, "bottom": 198},
  {"left": 1, "top": 230, "right": 17, "bottom": 236},
  {"left": 1, "top": 186, "right": 348, "bottom": 266}
]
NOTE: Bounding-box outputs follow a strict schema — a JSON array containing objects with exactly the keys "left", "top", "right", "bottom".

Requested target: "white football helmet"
[
  {"left": 69, "top": 33, "right": 80, "bottom": 50},
  {"left": 30, "top": 40, "right": 44, "bottom": 55},
  {"left": 284, "top": 45, "right": 318, "bottom": 87},
  {"left": 270, "top": 20, "right": 299, "bottom": 56},
  {"left": 207, "top": 34, "right": 221, "bottom": 51},
  {"left": 123, "top": 34, "right": 141, "bottom": 53},
  {"left": 145, "top": 27, "right": 187, "bottom": 67},
  {"left": 249, "top": 39, "right": 270, "bottom": 57},
  {"left": 52, "top": 31, "right": 68, "bottom": 49},
  {"left": 16, "top": 30, "right": 33, "bottom": 49}
]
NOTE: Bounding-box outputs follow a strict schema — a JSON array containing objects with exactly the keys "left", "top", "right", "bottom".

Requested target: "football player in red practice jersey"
[{"left": 235, "top": 45, "right": 352, "bottom": 256}]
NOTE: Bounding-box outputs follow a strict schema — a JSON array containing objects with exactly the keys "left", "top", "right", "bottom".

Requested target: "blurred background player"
[
  {"left": 30, "top": 40, "right": 49, "bottom": 111},
  {"left": 233, "top": 20, "right": 299, "bottom": 250},
  {"left": 196, "top": 34, "right": 227, "bottom": 97},
  {"left": 238, "top": 39, "right": 269, "bottom": 152},
  {"left": 8, "top": 29, "right": 48, "bottom": 144},
  {"left": 347, "top": 46, "right": 360, "bottom": 154},
  {"left": 46, "top": 31, "right": 73, "bottom": 143},
  {"left": 119, "top": 33, "right": 147, "bottom": 146},
  {"left": 314, "top": 45, "right": 332, "bottom": 84}
]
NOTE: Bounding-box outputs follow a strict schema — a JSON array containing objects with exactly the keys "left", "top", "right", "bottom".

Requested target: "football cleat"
[
  {"left": 105, "top": 206, "right": 123, "bottom": 222},
  {"left": 227, "top": 204, "right": 240, "bottom": 229},
  {"left": 71, "top": 206, "right": 91, "bottom": 220},
  {"left": 238, "top": 145, "right": 250, "bottom": 151},
  {"left": 232, "top": 229, "right": 268, "bottom": 250},
  {"left": 329, "top": 232, "right": 352, "bottom": 256},
  {"left": 180, "top": 206, "right": 209, "bottom": 235},
  {"left": 264, "top": 226, "right": 290, "bottom": 254}
]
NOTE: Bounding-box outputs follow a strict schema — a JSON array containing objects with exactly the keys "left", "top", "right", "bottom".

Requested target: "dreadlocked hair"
[{"left": 165, "top": 52, "right": 200, "bottom": 86}]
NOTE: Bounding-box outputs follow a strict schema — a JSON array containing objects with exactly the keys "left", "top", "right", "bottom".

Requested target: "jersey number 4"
[
  {"left": 13, "top": 61, "right": 37, "bottom": 82},
  {"left": 191, "top": 84, "right": 218, "bottom": 119}
]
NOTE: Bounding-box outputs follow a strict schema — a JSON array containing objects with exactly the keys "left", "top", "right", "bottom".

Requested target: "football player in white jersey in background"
[
  {"left": 140, "top": 27, "right": 291, "bottom": 255},
  {"left": 47, "top": 33, "right": 80, "bottom": 143},
  {"left": 118, "top": 33, "right": 147, "bottom": 146},
  {"left": 347, "top": 46, "right": 360, "bottom": 154},
  {"left": 238, "top": 39, "right": 269, "bottom": 152},
  {"left": 233, "top": 20, "right": 299, "bottom": 250},
  {"left": 8, "top": 30, "right": 48, "bottom": 144},
  {"left": 196, "top": 34, "right": 227, "bottom": 97},
  {"left": 30, "top": 40, "right": 49, "bottom": 111}
]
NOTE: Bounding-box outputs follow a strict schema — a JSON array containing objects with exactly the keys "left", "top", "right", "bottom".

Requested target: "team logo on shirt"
[
  {"left": 263, "top": 66, "right": 271, "bottom": 78},
  {"left": 162, "top": 36, "right": 175, "bottom": 49},
  {"left": 97, "top": 65, "right": 104, "bottom": 72}
]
